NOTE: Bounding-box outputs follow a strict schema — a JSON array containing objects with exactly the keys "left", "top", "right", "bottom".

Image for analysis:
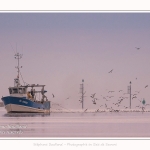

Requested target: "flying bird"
[
  {"left": 138, "top": 99, "right": 142, "bottom": 102},
  {"left": 92, "top": 101, "right": 96, "bottom": 105},
  {"left": 141, "top": 107, "right": 145, "bottom": 111},
  {"left": 79, "top": 100, "right": 82, "bottom": 103},
  {"left": 107, "top": 96, "right": 114, "bottom": 98},
  {"left": 83, "top": 91, "right": 86, "bottom": 95},
  {"left": 135, "top": 105, "right": 140, "bottom": 108},
  {"left": 84, "top": 108, "right": 88, "bottom": 112},
  {"left": 146, "top": 104, "right": 150, "bottom": 106},
  {"left": 108, "top": 69, "right": 113, "bottom": 73},
  {"left": 66, "top": 97, "right": 70, "bottom": 100},
  {"left": 135, "top": 47, "right": 140, "bottom": 50},
  {"left": 108, "top": 91, "right": 115, "bottom": 93},
  {"left": 113, "top": 103, "right": 117, "bottom": 105},
  {"left": 132, "top": 96, "right": 137, "bottom": 99},
  {"left": 117, "top": 104, "right": 120, "bottom": 107},
  {"left": 52, "top": 94, "right": 54, "bottom": 97},
  {"left": 103, "top": 97, "right": 109, "bottom": 101},
  {"left": 145, "top": 85, "right": 148, "bottom": 88},
  {"left": 123, "top": 97, "right": 128, "bottom": 99},
  {"left": 94, "top": 98, "right": 99, "bottom": 101},
  {"left": 96, "top": 109, "right": 99, "bottom": 112},
  {"left": 90, "top": 93, "right": 96, "bottom": 98},
  {"left": 123, "top": 93, "right": 128, "bottom": 95},
  {"left": 124, "top": 106, "right": 128, "bottom": 109}
]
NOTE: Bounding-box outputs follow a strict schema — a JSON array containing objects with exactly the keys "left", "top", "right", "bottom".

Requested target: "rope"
[
  {"left": 51, "top": 101, "right": 74, "bottom": 113},
  {"left": 19, "top": 70, "right": 27, "bottom": 86}
]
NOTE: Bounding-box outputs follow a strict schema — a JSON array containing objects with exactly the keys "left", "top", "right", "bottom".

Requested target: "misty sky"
[{"left": 0, "top": 13, "right": 150, "bottom": 109}]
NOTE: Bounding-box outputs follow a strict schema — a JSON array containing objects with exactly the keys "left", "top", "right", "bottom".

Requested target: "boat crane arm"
[{"left": 20, "top": 84, "right": 45, "bottom": 88}]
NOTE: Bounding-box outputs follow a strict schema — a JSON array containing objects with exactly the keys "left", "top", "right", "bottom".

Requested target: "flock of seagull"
[
  {"left": 80, "top": 47, "right": 149, "bottom": 112},
  {"left": 51, "top": 47, "right": 150, "bottom": 112},
  {"left": 85, "top": 89, "right": 149, "bottom": 112}
]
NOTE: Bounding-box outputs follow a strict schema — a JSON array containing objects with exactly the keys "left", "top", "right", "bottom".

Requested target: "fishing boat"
[{"left": 1, "top": 52, "right": 50, "bottom": 113}]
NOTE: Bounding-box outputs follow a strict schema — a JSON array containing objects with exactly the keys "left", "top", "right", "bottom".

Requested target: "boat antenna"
[{"left": 14, "top": 52, "right": 23, "bottom": 79}]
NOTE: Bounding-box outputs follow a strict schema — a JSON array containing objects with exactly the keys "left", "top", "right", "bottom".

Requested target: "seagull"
[
  {"left": 135, "top": 47, "right": 140, "bottom": 50},
  {"left": 52, "top": 93, "right": 55, "bottom": 98},
  {"left": 145, "top": 85, "right": 148, "bottom": 88},
  {"left": 123, "top": 93, "right": 128, "bottom": 95},
  {"left": 94, "top": 98, "right": 99, "bottom": 101},
  {"left": 103, "top": 97, "right": 109, "bottom": 101},
  {"left": 93, "top": 101, "right": 96, "bottom": 105},
  {"left": 146, "top": 104, "right": 150, "bottom": 106},
  {"left": 118, "top": 98, "right": 124, "bottom": 101},
  {"left": 132, "top": 96, "right": 137, "bottom": 99},
  {"left": 96, "top": 109, "right": 99, "bottom": 112},
  {"left": 123, "top": 97, "right": 128, "bottom": 99},
  {"left": 90, "top": 93, "right": 96, "bottom": 98},
  {"left": 66, "top": 97, "right": 70, "bottom": 100},
  {"left": 92, "top": 99, "right": 96, "bottom": 104},
  {"left": 108, "top": 69, "right": 113, "bottom": 73},
  {"left": 138, "top": 99, "right": 142, "bottom": 102},
  {"left": 124, "top": 106, "right": 128, "bottom": 109},
  {"left": 141, "top": 107, "right": 145, "bottom": 111},
  {"left": 117, "top": 104, "right": 120, "bottom": 107},
  {"left": 113, "top": 103, "right": 117, "bottom": 105},
  {"left": 135, "top": 105, "right": 140, "bottom": 108},
  {"left": 119, "top": 90, "right": 123, "bottom": 92},
  {"left": 84, "top": 108, "right": 88, "bottom": 112},
  {"left": 108, "top": 91, "right": 115, "bottom": 93},
  {"left": 107, "top": 96, "right": 114, "bottom": 98},
  {"left": 83, "top": 91, "right": 86, "bottom": 95}
]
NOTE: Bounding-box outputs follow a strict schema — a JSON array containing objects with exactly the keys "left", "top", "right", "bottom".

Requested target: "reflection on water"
[
  {"left": 3, "top": 112, "right": 50, "bottom": 117},
  {"left": 0, "top": 107, "right": 150, "bottom": 137}
]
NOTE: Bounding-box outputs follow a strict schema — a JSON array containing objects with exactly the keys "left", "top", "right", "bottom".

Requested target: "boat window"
[
  {"left": 19, "top": 88, "right": 26, "bottom": 94},
  {"left": 22, "top": 88, "right": 26, "bottom": 94},
  {"left": 12, "top": 88, "right": 18, "bottom": 94},
  {"left": 18, "top": 88, "right": 23, "bottom": 94},
  {"left": 9, "top": 89, "right": 12, "bottom": 94}
]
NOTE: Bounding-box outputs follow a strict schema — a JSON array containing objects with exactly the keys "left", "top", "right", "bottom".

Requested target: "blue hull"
[{"left": 1, "top": 96, "right": 50, "bottom": 113}]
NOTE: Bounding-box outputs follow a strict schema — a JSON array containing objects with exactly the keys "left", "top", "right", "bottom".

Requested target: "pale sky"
[{"left": 0, "top": 13, "right": 150, "bottom": 109}]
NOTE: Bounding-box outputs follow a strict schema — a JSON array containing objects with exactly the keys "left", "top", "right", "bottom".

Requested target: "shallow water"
[{"left": 0, "top": 107, "right": 150, "bottom": 137}]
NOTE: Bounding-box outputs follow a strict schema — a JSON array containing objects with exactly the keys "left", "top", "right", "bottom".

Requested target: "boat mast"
[
  {"left": 14, "top": 52, "right": 23, "bottom": 87},
  {"left": 14, "top": 52, "right": 23, "bottom": 79}
]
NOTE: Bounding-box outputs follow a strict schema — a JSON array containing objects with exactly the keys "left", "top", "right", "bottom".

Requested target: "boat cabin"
[
  {"left": 9, "top": 87, "right": 27, "bottom": 97},
  {"left": 8, "top": 78, "right": 48, "bottom": 102},
  {"left": 8, "top": 78, "right": 27, "bottom": 97}
]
